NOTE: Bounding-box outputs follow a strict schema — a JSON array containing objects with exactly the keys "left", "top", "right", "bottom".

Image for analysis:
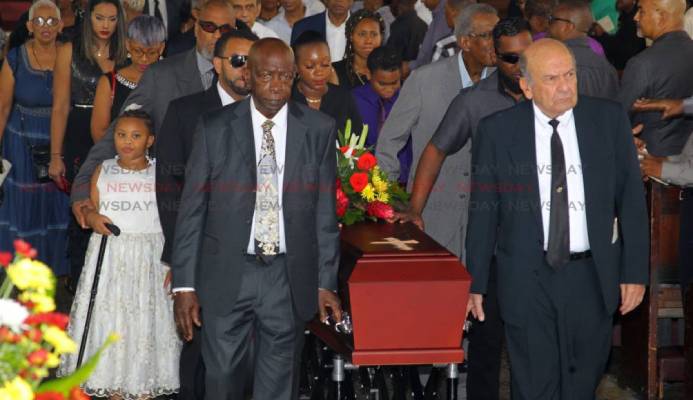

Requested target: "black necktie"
[
  {"left": 153, "top": 0, "right": 163, "bottom": 22},
  {"left": 545, "top": 119, "right": 570, "bottom": 268}
]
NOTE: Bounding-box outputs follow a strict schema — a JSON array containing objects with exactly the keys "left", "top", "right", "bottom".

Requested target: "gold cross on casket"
[{"left": 369, "top": 237, "right": 420, "bottom": 251}]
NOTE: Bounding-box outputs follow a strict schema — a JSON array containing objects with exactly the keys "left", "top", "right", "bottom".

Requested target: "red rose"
[
  {"left": 13, "top": 239, "right": 31, "bottom": 254},
  {"left": 336, "top": 187, "right": 349, "bottom": 217},
  {"left": 25, "top": 312, "right": 70, "bottom": 330},
  {"left": 357, "top": 152, "right": 377, "bottom": 171},
  {"left": 336, "top": 178, "right": 342, "bottom": 190},
  {"left": 28, "top": 349, "right": 49, "bottom": 366},
  {"left": 69, "top": 387, "right": 90, "bottom": 400},
  {"left": 340, "top": 146, "right": 350, "bottom": 154},
  {"left": 0, "top": 252, "right": 12, "bottom": 267},
  {"left": 366, "top": 201, "right": 394, "bottom": 220},
  {"left": 25, "top": 328, "right": 43, "bottom": 343},
  {"left": 349, "top": 173, "right": 369, "bottom": 192},
  {"left": 36, "top": 393, "right": 66, "bottom": 400}
]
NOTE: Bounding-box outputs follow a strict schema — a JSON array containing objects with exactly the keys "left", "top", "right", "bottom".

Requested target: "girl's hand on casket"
[
  {"left": 466, "top": 294, "right": 485, "bottom": 322},
  {"left": 319, "top": 289, "right": 343, "bottom": 325}
]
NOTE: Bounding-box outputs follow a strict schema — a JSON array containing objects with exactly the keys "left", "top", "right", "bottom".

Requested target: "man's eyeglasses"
[
  {"left": 226, "top": 54, "right": 248, "bottom": 68},
  {"left": 198, "top": 20, "right": 234, "bottom": 34},
  {"left": 496, "top": 52, "right": 520, "bottom": 64},
  {"left": 468, "top": 31, "right": 494, "bottom": 40},
  {"left": 31, "top": 17, "right": 60, "bottom": 27},
  {"left": 548, "top": 15, "right": 573, "bottom": 25}
]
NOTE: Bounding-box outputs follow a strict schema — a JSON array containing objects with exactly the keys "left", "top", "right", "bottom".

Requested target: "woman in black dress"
[
  {"left": 332, "top": 9, "right": 385, "bottom": 89},
  {"left": 292, "top": 31, "right": 363, "bottom": 134},
  {"left": 49, "top": 0, "right": 127, "bottom": 290},
  {"left": 91, "top": 15, "right": 166, "bottom": 142}
]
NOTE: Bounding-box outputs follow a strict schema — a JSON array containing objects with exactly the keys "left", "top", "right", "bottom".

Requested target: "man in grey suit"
[
  {"left": 171, "top": 38, "right": 343, "bottom": 400},
  {"left": 69, "top": 0, "right": 239, "bottom": 224},
  {"left": 375, "top": 3, "right": 498, "bottom": 258}
]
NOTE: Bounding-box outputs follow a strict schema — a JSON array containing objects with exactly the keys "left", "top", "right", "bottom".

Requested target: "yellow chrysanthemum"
[
  {"left": 360, "top": 184, "right": 376, "bottom": 201},
  {"left": 18, "top": 292, "right": 56, "bottom": 313},
  {"left": 7, "top": 258, "right": 54, "bottom": 293},
  {"left": 0, "top": 377, "right": 33, "bottom": 400},
  {"left": 44, "top": 326, "right": 77, "bottom": 354},
  {"left": 374, "top": 180, "right": 388, "bottom": 193},
  {"left": 376, "top": 192, "right": 390, "bottom": 204},
  {"left": 46, "top": 352, "right": 61, "bottom": 368}
]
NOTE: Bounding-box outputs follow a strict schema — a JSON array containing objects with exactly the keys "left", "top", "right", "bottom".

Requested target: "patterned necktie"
[
  {"left": 254, "top": 120, "right": 280, "bottom": 263},
  {"left": 545, "top": 119, "right": 570, "bottom": 268},
  {"left": 201, "top": 68, "right": 215, "bottom": 90}
]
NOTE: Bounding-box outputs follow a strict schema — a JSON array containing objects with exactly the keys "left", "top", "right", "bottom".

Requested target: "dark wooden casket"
[{"left": 309, "top": 222, "right": 471, "bottom": 367}]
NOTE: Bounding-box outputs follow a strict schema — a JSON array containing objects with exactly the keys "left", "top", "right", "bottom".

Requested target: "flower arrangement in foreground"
[
  {"left": 0, "top": 240, "right": 116, "bottom": 400},
  {"left": 337, "top": 120, "right": 408, "bottom": 225}
]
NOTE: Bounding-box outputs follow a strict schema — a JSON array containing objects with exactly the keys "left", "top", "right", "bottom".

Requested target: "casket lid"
[{"left": 340, "top": 222, "right": 451, "bottom": 258}]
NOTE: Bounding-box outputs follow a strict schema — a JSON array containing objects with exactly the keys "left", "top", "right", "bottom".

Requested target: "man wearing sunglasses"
[
  {"left": 157, "top": 28, "right": 259, "bottom": 400},
  {"left": 547, "top": 0, "right": 618, "bottom": 100},
  {"left": 69, "top": 0, "right": 241, "bottom": 248},
  {"left": 398, "top": 18, "right": 532, "bottom": 400}
]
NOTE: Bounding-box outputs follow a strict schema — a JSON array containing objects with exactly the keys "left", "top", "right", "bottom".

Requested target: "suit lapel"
[
  {"left": 177, "top": 49, "right": 205, "bottom": 94},
  {"left": 508, "top": 101, "right": 544, "bottom": 243},
  {"left": 573, "top": 99, "right": 600, "bottom": 233},
  {"left": 283, "top": 102, "right": 308, "bottom": 192},
  {"left": 230, "top": 99, "right": 257, "bottom": 183}
]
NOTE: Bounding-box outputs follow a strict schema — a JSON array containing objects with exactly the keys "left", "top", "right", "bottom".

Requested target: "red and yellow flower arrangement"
[
  {"left": 0, "top": 240, "right": 116, "bottom": 400},
  {"left": 336, "top": 120, "right": 408, "bottom": 225}
]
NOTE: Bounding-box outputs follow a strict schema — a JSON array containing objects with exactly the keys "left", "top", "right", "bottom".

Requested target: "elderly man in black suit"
[
  {"left": 171, "top": 38, "right": 343, "bottom": 400},
  {"left": 466, "top": 38, "right": 649, "bottom": 399},
  {"left": 156, "top": 28, "right": 259, "bottom": 400}
]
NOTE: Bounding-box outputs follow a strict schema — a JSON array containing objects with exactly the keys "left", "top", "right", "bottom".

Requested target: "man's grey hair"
[
  {"left": 127, "top": 14, "right": 167, "bottom": 45},
  {"left": 29, "top": 0, "right": 61, "bottom": 20},
  {"left": 519, "top": 41, "right": 576, "bottom": 84},
  {"left": 454, "top": 3, "right": 497, "bottom": 39},
  {"left": 122, "top": 0, "right": 146, "bottom": 12}
]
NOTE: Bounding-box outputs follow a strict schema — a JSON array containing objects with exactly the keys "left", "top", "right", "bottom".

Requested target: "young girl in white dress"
[{"left": 59, "top": 109, "right": 181, "bottom": 399}]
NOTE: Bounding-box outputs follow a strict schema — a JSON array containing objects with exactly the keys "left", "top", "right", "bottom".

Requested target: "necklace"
[
  {"left": 31, "top": 41, "right": 54, "bottom": 71},
  {"left": 305, "top": 96, "right": 322, "bottom": 104},
  {"left": 95, "top": 44, "right": 108, "bottom": 58}
]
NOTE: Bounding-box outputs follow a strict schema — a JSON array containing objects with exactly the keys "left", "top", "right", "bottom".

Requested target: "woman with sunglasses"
[
  {"left": 0, "top": 0, "right": 70, "bottom": 275},
  {"left": 333, "top": 9, "right": 385, "bottom": 89},
  {"left": 91, "top": 15, "right": 166, "bottom": 142},
  {"left": 292, "top": 31, "right": 363, "bottom": 135},
  {"left": 50, "top": 0, "right": 128, "bottom": 290}
]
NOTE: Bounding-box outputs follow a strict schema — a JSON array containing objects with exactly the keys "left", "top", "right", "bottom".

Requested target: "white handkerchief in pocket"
[{"left": 611, "top": 217, "right": 619, "bottom": 244}]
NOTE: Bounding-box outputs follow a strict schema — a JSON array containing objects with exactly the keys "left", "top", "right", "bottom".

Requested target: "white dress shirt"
[
  {"left": 146, "top": 0, "right": 168, "bottom": 31},
  {"left": 325, "top": 12, "right": 348, "bottom": 62},
  {"left": 252, "top": 21, "right": 280, "bottom": 39},
  {"left": 217, "top": 82, "right": 238, "bottom": 106},
  {"left": 171, "top": 97, "right": 282, "bottom": 292},
  {"left": 247, "top": 97, "right": 288, "bottom": 254},
  {"left": 265, "top": 0, "right": 324, "bottom": 44},
  {"left": 533, "top": 102, "right": 590, "bottom": 252}
]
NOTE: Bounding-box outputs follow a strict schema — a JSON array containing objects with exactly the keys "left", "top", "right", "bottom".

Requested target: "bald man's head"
[
  {"left": 548, "top": 0, "right": 594, "bottom": 40},
  {"left": 520, "top": 39, "right": 578, "bottom": 118},
  {"left": 634, "top": 0, "right": 685, "bottom": 40},
  {"left": 245, "top": 38, "right": 296, "bottom": 118}
]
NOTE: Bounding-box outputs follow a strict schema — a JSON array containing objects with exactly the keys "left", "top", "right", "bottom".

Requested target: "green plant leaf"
[{"left": 36, "top": 333, "right": 118, "bottom": 395}]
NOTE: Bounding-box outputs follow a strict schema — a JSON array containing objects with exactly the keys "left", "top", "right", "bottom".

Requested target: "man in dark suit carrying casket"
[
  {"left": 465, "top": 38, "right": 649, "bottom": 400},
  {"left": 171, "top": 38, "right": 343, "bottom": 400}
]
